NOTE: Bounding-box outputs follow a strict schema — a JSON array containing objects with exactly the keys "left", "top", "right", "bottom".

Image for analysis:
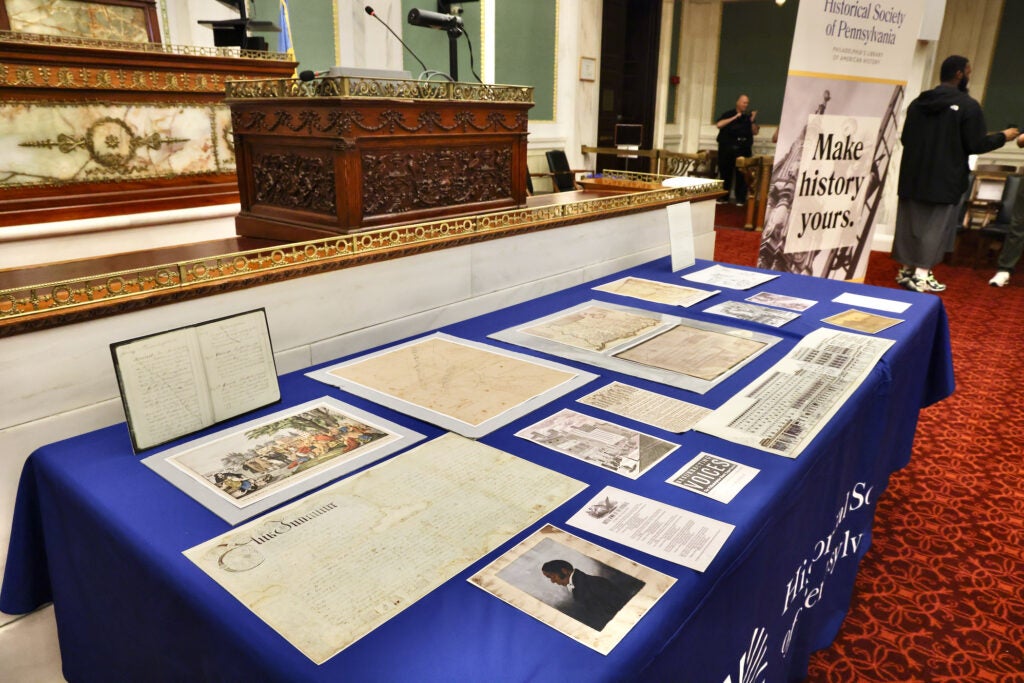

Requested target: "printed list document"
[
  {"left": 696, "top": 328, "right": 894, "bottom": 458},
  {"left": 577, "top": 381, "right": 711, "bottom": 433},
  {"left": 184, "top": 433, "right": 585, "bottom": 664},
  {"left": 111, "top": 309, "right": 280, "bottom": 451},
  {"left": 567, "top": 486, "right": 735, "bottom": 572}
]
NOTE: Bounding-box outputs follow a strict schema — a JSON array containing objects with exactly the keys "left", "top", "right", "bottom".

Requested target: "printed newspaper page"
[
  {"left": 184, "top": 433, "right": 586, "bottom": 663},
  {"left": 696, "top": 328, "right": 894, "bottom": 458},
  {"left": 666, "top": 453, "right": 759, "bottom": 504},
  {"left": 746, "top": 291, "right": 818, "bottom": 312},
  {"left": 516, "top": 408, "right": 678, "bottom": 479},
  {"left": 566, "top": 486, "right": 735, "bottom": 572},
  {"left": 577, "top": 381, "right": 711, "bottom": 433}
]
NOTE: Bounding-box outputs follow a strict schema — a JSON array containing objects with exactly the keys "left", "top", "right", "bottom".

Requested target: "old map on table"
[
  {"left": 491, "top": 301, "right": 780, "bottom": 394},
  {"left": 307, "top": 334, "right": 597, "bottom": 438}
]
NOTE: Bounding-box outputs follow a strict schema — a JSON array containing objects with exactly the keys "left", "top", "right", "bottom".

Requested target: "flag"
[{"left": 278, "top": 0, "right": 296, "bottom": 73}]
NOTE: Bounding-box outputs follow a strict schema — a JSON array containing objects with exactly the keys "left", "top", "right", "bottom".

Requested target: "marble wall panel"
[
  {"left": 5, "top": 0, "right": 150, "bottom": 42},
  {"left": 0, "top": 102, "right": 234, "bottom": 188}
]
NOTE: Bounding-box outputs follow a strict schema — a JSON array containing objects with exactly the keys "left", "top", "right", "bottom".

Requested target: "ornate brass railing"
[{"left": 0, "top": 183, "right": 720, "bottom": 326}]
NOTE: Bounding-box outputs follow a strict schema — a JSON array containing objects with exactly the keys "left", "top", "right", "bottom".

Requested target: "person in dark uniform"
[{"left": 716, "top": 94, "right": 760, "bottom": 205}]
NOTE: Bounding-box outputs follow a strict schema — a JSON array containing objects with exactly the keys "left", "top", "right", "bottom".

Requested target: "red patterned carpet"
[{"left": 712, "top": 216, "right": 1024, "bottom": 682}]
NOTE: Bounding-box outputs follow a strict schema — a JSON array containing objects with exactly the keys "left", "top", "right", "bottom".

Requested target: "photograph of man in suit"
[{"left": 541, "top": 558, "right": 638, "bottom": 631}]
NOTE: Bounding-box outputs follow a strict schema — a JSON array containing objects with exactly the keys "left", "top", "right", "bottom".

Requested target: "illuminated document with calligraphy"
[{"left": 184, "top": 433, "right": 585, "bottom": 663}]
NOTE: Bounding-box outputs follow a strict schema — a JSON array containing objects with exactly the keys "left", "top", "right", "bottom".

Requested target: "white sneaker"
[{"left": 989, "top": 271, "right": 1010, "bottom": 287}]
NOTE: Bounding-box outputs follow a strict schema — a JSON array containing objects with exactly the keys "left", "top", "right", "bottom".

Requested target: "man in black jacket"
[{"left": 893, "top": 55, "right": 1018, "bottom": 293}]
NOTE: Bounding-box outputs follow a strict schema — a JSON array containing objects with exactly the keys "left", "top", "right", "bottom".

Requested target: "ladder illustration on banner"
[{"left": 824, "top": 85, "right": 904, "bottom": 280}]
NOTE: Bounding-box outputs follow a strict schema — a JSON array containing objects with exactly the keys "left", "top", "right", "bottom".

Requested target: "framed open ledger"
[{"left": 110, "top": 308, "right": 280, "bottom": 451}]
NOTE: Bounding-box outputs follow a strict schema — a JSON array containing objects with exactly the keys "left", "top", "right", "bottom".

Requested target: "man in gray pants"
[{"left": 990, "top": 148, "right": 1024, "bottom": 286}]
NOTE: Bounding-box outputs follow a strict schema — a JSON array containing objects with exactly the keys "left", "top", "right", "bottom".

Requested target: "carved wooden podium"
[{"left": 226, "top": 76, "right": 534, "bottom": 240}]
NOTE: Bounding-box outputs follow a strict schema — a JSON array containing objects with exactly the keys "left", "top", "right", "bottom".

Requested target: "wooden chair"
[
  {"left": 735, "top": 155, "right": 774, "bottom": 230},
  {"left": 954, "top": 172, "right": 1023, "bottom": 267},
  {"left": 545, "top": 150, "right": 589, "bottom": 192},
  {"left": 962, "top": 164, "right": 1016, "bottom": 228}
]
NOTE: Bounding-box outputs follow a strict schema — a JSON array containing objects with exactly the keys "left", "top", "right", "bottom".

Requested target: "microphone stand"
[{"left": 447, "top": 26, "right": 462, "bottom": 82}]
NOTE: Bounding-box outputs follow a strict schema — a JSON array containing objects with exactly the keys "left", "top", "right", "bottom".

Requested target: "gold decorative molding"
[
  {"left": 0, "top": 29, "right": 292, "bottom": 60},
  {"left": 0, "top": 62, "right": 232, "bottom": 91},
  {"left": 226, "top": 76, "right": 534, "bottom": 104},
  {"left": 0, "top": 183, "right": 721, "bottom": 331}
]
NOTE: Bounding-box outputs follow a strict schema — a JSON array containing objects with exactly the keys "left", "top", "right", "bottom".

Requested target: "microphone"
[
  {"left": 298, "top": 69, "right": 329, "bottom": 82},
  {"left": 365, "top": 5, "right": 428, "bottom": 73},
  {"left": 407, "top": 7, "right": 463, "bottom": 32}
]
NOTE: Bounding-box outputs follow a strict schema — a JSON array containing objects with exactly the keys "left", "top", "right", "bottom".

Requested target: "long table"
[{"left": 0, "top": 257, "right": 953, "bottom": 682}]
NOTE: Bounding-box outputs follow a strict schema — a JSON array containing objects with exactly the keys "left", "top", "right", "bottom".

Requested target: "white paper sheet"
[
  {"left": 666, "top": 453, "right": 759, "bottom": 504},
  {"left": 566, "top": 486, "right": 735, "bottom": 572}
]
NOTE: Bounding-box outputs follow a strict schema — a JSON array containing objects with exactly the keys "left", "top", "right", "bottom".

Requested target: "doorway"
[{"left": 595, "top": 0, "right": 662, "bottom": 173}]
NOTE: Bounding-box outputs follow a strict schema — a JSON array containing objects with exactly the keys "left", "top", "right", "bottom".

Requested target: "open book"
[{"left": 111, "top": 309, "right": 281, "bottom": 451}]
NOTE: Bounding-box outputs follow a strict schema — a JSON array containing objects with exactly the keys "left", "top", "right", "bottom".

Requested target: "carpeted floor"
[{"left": 712, "top": 212, "right": 1024, "bottom": 682}]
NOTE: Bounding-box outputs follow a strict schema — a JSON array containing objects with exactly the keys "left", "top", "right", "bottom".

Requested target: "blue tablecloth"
[{"left": 1, "top": 257, "right": 953, "bottom": 682}]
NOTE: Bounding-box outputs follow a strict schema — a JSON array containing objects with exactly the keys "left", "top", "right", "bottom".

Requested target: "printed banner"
[{"left": 758, "top": 0, "right": 926, "bottom": 280}]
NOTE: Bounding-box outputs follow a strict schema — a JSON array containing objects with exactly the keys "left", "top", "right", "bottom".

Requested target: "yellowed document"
[
  {"left": 519, "top": 304, "right": 666, "bottom": 352},
  {"left": 592, "top": 276, "right": 718, "bottom": 307},
  {"left": 614, "top": 325, "right": 767, "bottom": 381},
  {"left": 822, "top": 308, "right": 903, "bottom": 334},
  {"left": 327, "top": 336, "right": 580, "bottom": 428},
  {"left": 184, "top": 433, "right": 585, "bottom": 664}
]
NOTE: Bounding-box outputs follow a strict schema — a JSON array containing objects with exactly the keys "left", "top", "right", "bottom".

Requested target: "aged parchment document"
[
  {"left": 614, "top": 325, "right": 768, "bottom": 381},
  {"left": 184, "top": 433, "right": 586, "bottom": 663},
  {"left": 490, "top": 301, "right": 781, "bottom": 394},
  {"left": 519, "top": 304, "right": 667, "bottom": 352},
  {"left": 592, "top": 276, "right": 719, "bottom": 308},
  {"left": 310, "top": 334, "right": 595, "bottom": 437},
  {"left": 822, "top": 308, "right": 903, "bottom": 334}
]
